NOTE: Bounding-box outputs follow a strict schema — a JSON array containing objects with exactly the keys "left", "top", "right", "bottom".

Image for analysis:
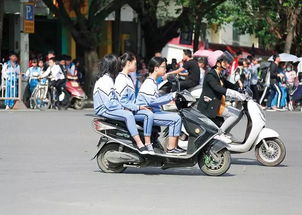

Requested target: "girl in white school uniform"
[
  {"left": 115, "top": 52, "right": 154, "bottom": 153},
  {"left": 136, "top": 56, "right": 185, "bottom": 155}
]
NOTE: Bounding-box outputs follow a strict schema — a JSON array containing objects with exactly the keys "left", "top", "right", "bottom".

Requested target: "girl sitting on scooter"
[
  {"left": 197, "top": 51, "right": 246, "bottom": 144},
  {"left": 136, "top": 56, "right": 185, "bottom": 155},
  {"left": 115, "top": 52, "right": 155, "bottom": 153},
  {"left": 93, "top": 54, "right": 150, "bottom": 154}
]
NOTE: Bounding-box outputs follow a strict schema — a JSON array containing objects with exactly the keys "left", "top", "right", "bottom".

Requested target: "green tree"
[
  {"left": 42, "top": 0, "right": 131, "bottom": 94},
  {"left": 210, "top": 0, "right": 302, "bottom": 54},
  {"left": 129, "top": 0, "right": 226, "bottom": 59}
]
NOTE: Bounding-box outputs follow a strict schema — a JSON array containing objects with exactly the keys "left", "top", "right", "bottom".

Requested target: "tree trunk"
[
  {"left": 112, "top": 8, "right": 121, "bottom": 55},
  {"left": 193, "top": 16, "right": 202, "bottom": 52},
  {"left": 284, "top": 8, "right": 301, "bottom": 53},
  {"left": 284, "top": 27, "right": 294, "bottom": 53},
  {"left": 83, "top": 49, "right": 99, "bottom": 98},
  {"left": 0, "top": 0, "right": 4, "bottom": 60},
  {"left": 144, "top": 34, "right": 167, "bottom": 60}
]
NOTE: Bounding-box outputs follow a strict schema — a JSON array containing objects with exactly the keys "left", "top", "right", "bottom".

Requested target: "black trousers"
[
  {"left": 267, "top": 83, "right": 281, "bottom": 108},
  {"left": 50, "top": 79, "right": 66, "bottom": 100},
  {"left": 250, "top": 84, "right": 260, "bottom": 103},
  {"left": 179, "top": 80, "right": 198, "bottom": 91}
]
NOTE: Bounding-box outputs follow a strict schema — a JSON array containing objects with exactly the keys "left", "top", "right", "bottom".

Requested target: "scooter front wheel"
[
  {"left": 97, "top": 143, "right": 127, "bottom": 173},
  {"left": 255, "top": 138, "right": 286, "bottom": 166},
  {"left": 198, "top": 149, "right": 231, "bottom": 176},
  {"left": 73, "top": 99, "right": 85, "bottom": 110}
]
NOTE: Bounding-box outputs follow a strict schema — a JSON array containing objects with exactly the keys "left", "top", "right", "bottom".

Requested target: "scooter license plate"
[{"left": 71, "top": 81, "right": 79, "bottom": 87}]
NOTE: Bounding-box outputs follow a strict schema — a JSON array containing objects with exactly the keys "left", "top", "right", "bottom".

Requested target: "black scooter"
[{"left": 91, "top": 77, "right": 232, "bottom": 176}]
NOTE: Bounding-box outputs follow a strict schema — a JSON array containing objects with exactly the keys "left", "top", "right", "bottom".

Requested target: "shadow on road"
[
  {"left": 93, "top": 169, "right": 236, "bottom": 177},
  {"left": 232, "top": 157, "right": 288, "bottom": 167}
]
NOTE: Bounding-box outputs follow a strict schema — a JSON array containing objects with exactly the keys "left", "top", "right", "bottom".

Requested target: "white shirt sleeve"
[{"left": 1, "top": 63, "right": 7, "bottom": 79}]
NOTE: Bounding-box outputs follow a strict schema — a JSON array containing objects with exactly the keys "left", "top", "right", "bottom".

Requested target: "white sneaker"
[
  {"left": 214, "top": 134, "right": 232, "bottom": 144},
  {"left": 145, "top": 143, "right": 155, "bottom": 155}
]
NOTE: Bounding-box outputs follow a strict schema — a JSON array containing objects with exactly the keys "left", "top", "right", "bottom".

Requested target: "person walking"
[
  {"left": 266, "top": 54, "right": 283, "bottom": 111},
  {"left": 250, "top": 57, "right": 260, "bottom": 103}
]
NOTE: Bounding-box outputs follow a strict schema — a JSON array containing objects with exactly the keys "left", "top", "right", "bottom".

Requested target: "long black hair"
[
  {"left": 119, "top": 52, "right": 136, "bottom": 70},
  {"left": 96, "top": 54, "right": 120, "bottom": 80},
  {"left": 148, "top": 56, "right": 166, "bottom": 74}
]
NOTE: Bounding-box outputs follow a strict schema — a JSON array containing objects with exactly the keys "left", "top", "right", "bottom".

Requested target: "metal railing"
[{"left": 0, "top": 63, "right": 22, "bottom": 101}]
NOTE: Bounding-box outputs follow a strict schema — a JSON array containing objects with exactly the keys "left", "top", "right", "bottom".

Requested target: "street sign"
[{"left": 23, "top": 2, "right": 35, "bottom": 33}]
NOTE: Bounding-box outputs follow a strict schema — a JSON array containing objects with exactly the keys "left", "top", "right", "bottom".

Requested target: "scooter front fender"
[
  {"left": 255, "top": 128, "right": 279, "bottom": 146},
  {"left": 209, "top": 139, "right": 229, "bottom": 153}
]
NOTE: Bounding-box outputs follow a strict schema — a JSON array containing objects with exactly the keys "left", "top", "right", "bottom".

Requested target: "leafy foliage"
[{"left": 206, "top": 0, "right": 302, "bottom": 52}]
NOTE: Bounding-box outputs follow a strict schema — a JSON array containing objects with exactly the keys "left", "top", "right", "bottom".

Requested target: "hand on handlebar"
[
  {"left": 226, "top": 89, "right": 246, "bottom": 101},
  {"left": 139, "top": 106, "right": 152, "bottom": 111}
]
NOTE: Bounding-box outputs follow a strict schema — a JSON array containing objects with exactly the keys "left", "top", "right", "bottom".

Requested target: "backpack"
[{"left": 259, "top": 62, "right": 271, "bottom": 87}]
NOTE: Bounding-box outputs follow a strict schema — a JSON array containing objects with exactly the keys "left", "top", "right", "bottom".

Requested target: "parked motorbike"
[
  {"left": 66, "top": 75, "right": 87, "bottom": 109},
  {"left": 91, "top": 77, "right": 232, "bottom": 176}
]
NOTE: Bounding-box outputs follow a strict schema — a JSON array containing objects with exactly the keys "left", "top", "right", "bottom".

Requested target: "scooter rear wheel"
[
  {"left": 198, "top": 149, "right": 231, "bottom": 176},
  {"left": 97, "top": 143, "right": 127, "bottom": 173},
  {"left": 255, "top": 138, "right": 286, "bottom": 166}
]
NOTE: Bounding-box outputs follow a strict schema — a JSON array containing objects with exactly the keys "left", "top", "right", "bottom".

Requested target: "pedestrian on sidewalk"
[{"left": 1, "top": 52, "right": 20, "bottom": 110}]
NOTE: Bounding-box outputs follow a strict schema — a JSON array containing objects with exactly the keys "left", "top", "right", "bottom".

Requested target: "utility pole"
[
  {"left": 20, "top": 0, "right": 29, "bottom": 75},
  {"left": 14, "top": 0, "right": 32, "bottom": 109}
]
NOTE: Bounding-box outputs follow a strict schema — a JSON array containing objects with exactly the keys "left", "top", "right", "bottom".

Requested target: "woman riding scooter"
[
  {"left": 115, "top": 52, "right": 155, "bottom": 153},
  {"left": 93, "top": 54, "right": 150, "bottom": 154},
  {"left": 197, "top": 51, "right": 245, "bottom": 143},
  {"left": 136, "top": 56, "right": 185, "bottom": 155}
]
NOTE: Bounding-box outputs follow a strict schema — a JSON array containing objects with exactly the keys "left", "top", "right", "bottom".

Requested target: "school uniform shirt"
[
  {"left": 136, "top": 77, "right": 173, "bottom": 112},
  {"left": 93, "top": 74, "right": 122, "bottom": 115},
  {"left": 67, "top": 63, "right": 76, "bottom": 76},
  {"left": 41, "top": 64, "right": 65, "bottom": 81},
  {"left": 115, "top": 72, "right": 139, "bottom": 112},
  {"left": 25, "top": 66, "right": 42, "bottom": 82},
  {"left": 2, "top": 61, "right": 20, "bottom": 81}
]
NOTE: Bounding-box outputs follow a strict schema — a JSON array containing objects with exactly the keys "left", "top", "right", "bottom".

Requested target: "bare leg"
[
  {"left": 144, "top": 136, "right": 151, "bottom": 145},
  {"left": 167, "top": 136, "right": 179, "bottom": 150},
  {"left": 133, "top": 135, "right": 144, "bottom": 148}
]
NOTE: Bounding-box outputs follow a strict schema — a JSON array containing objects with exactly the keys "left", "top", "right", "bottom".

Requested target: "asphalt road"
[{"left": 0, "top": 110, "right": 301, "bottom": 215}]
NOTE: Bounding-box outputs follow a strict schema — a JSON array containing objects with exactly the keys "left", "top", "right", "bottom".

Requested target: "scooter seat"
[
  {"left": 95, "top": 116, "right": 161, "bottom": 132},
  {"left": 95, "top": 116, "right": 144, "bottom": 131}
]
